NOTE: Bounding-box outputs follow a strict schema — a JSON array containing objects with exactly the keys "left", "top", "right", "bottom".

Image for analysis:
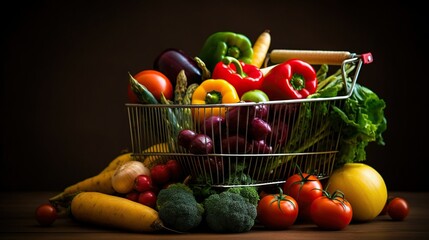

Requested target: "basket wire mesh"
[{"left": 126, "top": 52, "right": 370, "bottom": 187}]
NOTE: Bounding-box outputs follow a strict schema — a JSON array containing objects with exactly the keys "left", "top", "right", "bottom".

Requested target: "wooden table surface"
[{"left": 1, "top": 191, "right": 428, "bottom": 240}]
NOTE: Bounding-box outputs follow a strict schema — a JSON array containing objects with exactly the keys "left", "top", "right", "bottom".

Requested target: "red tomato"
[
  {"left": 283, "top": 172, "right": 323, "bottom": 221},
  {"left": 310, "top": 191, "right": 353, "bottom": 230},
  {"left": 165, "top": 159, "right": 183, "bottom": 181},
  {"left": 387, "top": 197, "right": 409, "bottom": 221},
  {"left": 35, "top": 203, "right": 58, "bottom": 226},
  {"left": 134, "top": 174, "right": 153, "bottom": 192},
  {"left": 150, "top": 164, "right": 170, "bottom": 185},
  {"left": 125, "top": 190, "right": 140, "bottom": 202},
  {"left": 257, "top": 192, "right": 299, "bottom": 229},
  {"left": 138, "top": 190, "right": 157, "bottom": 209},
  {"left": 128, "top": 69, "right": 173, "bottom": 103},
  {"left": 379, "top": 196, "right": 395, "bottom": 215}
]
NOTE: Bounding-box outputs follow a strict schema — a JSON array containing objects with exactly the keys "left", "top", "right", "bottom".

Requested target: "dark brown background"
[{"left": 2, "top": 0, "right": 427, "bottom": 192}]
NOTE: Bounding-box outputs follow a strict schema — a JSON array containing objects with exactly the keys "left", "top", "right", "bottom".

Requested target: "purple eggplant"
[{"left": 153, "top": 48, "right": 202, "bottom": 86}]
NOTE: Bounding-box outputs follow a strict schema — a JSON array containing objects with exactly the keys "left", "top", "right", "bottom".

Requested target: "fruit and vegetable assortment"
[
  {"left": 128, "top": 31, "right": 387, "bottom": 184},
  {"left": 36, "top": 30, "right": 406, "bottom": 234}
]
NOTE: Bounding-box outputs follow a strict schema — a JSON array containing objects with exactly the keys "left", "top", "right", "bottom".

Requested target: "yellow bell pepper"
[{"left": 191, "top": 79, "right": 240, "bottom": 122}]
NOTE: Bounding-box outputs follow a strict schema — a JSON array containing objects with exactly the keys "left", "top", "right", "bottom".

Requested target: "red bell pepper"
[
  {"left": 211, "top": 56, "right": 264, "bottom": 97},
  {"left": 261, "top": 59, "right": 317, "bottom": 100}
]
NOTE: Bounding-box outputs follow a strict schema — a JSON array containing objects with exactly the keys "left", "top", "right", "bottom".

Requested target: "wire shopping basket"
[{"left": 126, "top": 50, "right": 373, "bottom": 187}]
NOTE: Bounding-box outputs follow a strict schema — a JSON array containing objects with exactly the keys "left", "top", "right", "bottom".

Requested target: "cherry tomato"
[
  {"left": 125, "top": 190, "right": 140, "bottom": 202},
  {"left": 165, "top": 159, "right": 183, "bottom": 182},
  {"left": 283, "top": 172, "right": 323, "bottom": 221},
  {"left": 387, "top": 197, "right": 409, "bottom": 221},
  {"left": 379, "top": 196, "right": 395, "bottom": 215},
  {"left": 35, "top": 203, "right": 58, "bottom": 226},
  {"left": 134, "top": 174, "right": 153, "bottom": 192},
  {"left": 150, "top": 163, "right": 170, "bottom": 185},
  {"left": 257, "top": 191, "right": 299, "bottom": 229},
  {"left": 138, "top": 190, "right": 157, "bottom": 209},
  {"left": 310, "top": 190, "right": 353, "bottom": 230},
  {"left": 128, "top": 69, "right": 173, "bottom": 103}
]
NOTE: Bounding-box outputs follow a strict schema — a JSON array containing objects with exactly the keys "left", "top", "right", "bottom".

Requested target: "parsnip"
[
  {"left": 50, "top": 144, "right": 169, "bottom": 202},
  {"left": 251, "top": 30, "right": 271, "bottom": 68},
  {"left": 49, "top": 152, "right": 134, "bottom": 201},
  {"left": 70, "top": 192, "right": 165, "bottom": 232},
  {"left": 269, "top": 49, "right": 352, "bottom": 65},
  {"left": 49, "top": 169, "right": 116, "bottom": 201},
  {"left": 100, "top": 152, "right": 134, "bottom": 173},
  {"left": 260, "top": 64, "right": 277, "bottom": 76}
]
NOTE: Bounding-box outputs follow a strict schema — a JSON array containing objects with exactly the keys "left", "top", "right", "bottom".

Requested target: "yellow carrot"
[
  {"left": 50, "top": 144, "right": 168, "bottom": 202},
  {"left": 100, "top": 152, "right": 134, "bottom": 173},
  {"left": 49, "top": 152, "right": 135, "bottom": 201},
  {"left": 70, "top": 192, "right": 165, "bottom": 232},
  {"left": 251, "top": 29, "right": 271, "bottom": 68},
  {"left": 141, "top": 142, "right": 170, "bottom": 168},
  {"left": 49, "top": 169, "right": 116, "bottom": 201}
]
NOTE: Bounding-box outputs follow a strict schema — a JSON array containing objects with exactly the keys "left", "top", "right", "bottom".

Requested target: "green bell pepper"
[{"left": 198, "top": 31, "right": 253, "bottom": 72}]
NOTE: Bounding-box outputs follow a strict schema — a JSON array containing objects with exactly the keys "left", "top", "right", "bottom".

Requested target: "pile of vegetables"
[
  {"left": 126, "top": 30, "right": 387, "bottom": 186},
  {"left": 34, "top": 30, "right": 408, "bottom": 234}
]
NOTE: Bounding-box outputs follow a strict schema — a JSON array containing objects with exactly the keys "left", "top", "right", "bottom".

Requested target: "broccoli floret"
[
  {"left": 226, "top": 172, "right": 254, "bottom": 185},
  {"left": 156, "top": 183, "right": 204, "bottom": 232},
  {"left": 189, "top": 183, "right": 220, "bottom": 203},
  {"left": 203, "top": 191, "right": 257, "bottom": 233},
  {"left": 226, "top": 186, "right": 260, "bottom": 206},
  {"left": 226, "top": 162, "right": 254, "bottom": 185}
]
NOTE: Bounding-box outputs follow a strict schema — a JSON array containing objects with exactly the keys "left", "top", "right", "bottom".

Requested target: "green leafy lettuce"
[
  {"left": 332, "top": 82, "right": 387, "bottom": 165},
  {"left": 263, "top": 63, "right": 387, "bottom": 174}
]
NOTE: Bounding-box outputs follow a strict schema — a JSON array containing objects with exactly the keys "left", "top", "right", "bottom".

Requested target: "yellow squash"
[
  {"left": 71, "top": 192, "right": 164, "bottom": 232},
  {"left": 142, "top": 142, "right": 170, "bottom": 168}
]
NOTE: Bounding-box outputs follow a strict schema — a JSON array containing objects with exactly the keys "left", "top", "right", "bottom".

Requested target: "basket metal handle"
[
  {"left": 269, "top": 49, "right": 354, "bottom": 65},
  {"left": 341, "top": 52, "right": 373, "bottom": 96},
  {"left": 263, "top": 49, "right": 373, "bottom": 96}
]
